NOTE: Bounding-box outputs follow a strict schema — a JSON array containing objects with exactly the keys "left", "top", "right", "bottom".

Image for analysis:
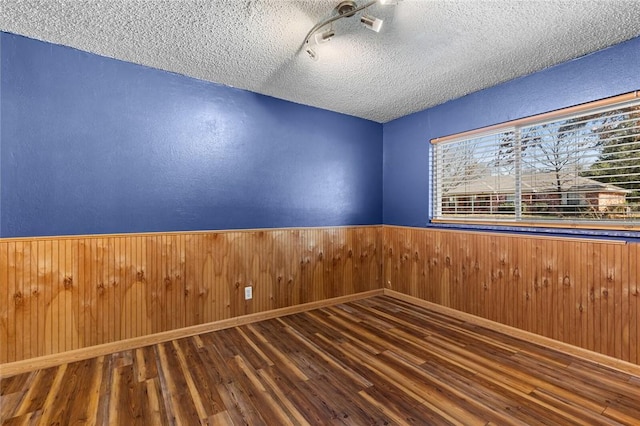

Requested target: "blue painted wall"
[
  {"left": 383, "top": 36, "right": 640, "bottom": 229},
  {"left": 0, "top": 33, "right": 382, "bottom": 237},
  {"left": 3, "top": 31, "right": 638, "bottom": 238}
]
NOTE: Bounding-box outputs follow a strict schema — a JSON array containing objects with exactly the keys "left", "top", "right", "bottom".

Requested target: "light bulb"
[
  {"left": 361, "top": 15, "right": 383, "bottom": 32},
  {"left": 314, "top": 29, "right": 335, "bottom": 44},
  {"left": 305, "top": 45, "right": 319, "bottom": 61}
]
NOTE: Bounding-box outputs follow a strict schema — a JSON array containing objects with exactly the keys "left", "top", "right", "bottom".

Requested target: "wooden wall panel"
[
  {"left": 0, "top": 226, "right": 382, "bottom": 364},
  {"left": 8, "top": 224, "right": 635, "bottom": 367},
  {"left": 384, "top": 226, "right": 640, "bottom": 365}
]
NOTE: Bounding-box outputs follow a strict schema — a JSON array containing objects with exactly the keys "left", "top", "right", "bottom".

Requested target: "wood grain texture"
[
  {"left": 0, "top": 290, "right": 383, "bottom": 378},
  {"left": 2, "top": 296, "right": 640, "bottom": 425},
  {"left": 384, "top": 226, "right": 640, "bottom": 365},
  {"left": 3, "top": 223, "right": 638, "bottom": 372},
  {"left": 0, "top": 226, "right": 383, "bottom": 364}
]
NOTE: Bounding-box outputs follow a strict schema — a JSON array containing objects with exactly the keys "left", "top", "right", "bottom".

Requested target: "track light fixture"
[
  {"left": 302, "top": 0, "right": 400, "bottom": 61},
  {"left": 315, "top": 29, "right": 336, "bottom": 44},
  {"left": 305, "top": 45, "right": 319, "bottom": 61},
  {"left": 361, "top": 15, "right": 383, "bottom": 32}
]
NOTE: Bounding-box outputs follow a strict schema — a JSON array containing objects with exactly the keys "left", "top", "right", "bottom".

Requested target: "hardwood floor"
[{"left": 2, "top": 295, "right": 640, "bottom": 425}]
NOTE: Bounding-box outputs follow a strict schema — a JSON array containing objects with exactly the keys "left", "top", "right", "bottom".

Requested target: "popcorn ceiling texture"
[{"left": 2, "top": 0, "right": 640, "bottom": 123}]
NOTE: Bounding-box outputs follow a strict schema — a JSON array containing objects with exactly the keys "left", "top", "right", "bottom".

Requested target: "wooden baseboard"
[
  {"left": 383, "top": 289, "right": 640, "bottom": 377},
  {"left": 0, "top": 289, "right": 383, "bottom": 378}
]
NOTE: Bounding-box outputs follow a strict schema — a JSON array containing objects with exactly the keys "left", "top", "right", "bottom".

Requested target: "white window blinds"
[{"left": 432, "top": 92, "right": 640, "bottom": 228}]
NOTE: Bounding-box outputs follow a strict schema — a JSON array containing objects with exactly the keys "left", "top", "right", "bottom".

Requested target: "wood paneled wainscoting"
[
  {"left": 384, "top": 226, "right": 639, "bottom": 365},
  {"left": 0, "top": 226, "right": 382, "bottom": 365}
]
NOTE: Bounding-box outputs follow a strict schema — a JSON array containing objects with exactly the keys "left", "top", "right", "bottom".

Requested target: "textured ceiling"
[{"left": 2, "top": 0, "right": 640, "bottom": 123}]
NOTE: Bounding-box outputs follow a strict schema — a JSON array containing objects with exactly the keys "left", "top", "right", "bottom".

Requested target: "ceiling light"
[
  {"left": 305, "top": 45, "right": 319, "bottom": 61},
  {"left": 301, "top": 0, "right": 401, "bottom": 61},
  {"left": 315, "top": 29, "right": 336, "bottom": 44},
  {"left": 360, "top": 15, "right": 383, "bottom": 32}
]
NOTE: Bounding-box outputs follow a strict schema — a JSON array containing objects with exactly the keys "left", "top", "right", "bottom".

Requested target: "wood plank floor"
[{"left": 2, "top": 295, "right": 640, "bottom": 425}]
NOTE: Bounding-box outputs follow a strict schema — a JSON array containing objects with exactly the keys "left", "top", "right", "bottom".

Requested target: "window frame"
[{"left": 430, "top": 91, "right": 640, "bottom": 231}]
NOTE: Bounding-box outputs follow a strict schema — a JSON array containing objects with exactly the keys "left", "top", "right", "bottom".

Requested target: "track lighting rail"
[{"left": 302, "top": 0, "right": 399, "bottom": 61}]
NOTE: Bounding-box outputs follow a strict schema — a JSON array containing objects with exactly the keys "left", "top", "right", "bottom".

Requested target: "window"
[{"left": 432, "top": 92, "right": 640, "bottom": 229}]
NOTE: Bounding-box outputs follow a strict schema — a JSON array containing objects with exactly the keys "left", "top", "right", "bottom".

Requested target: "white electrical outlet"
[{"left": 244, "top": 286, "right": 253, "bottom": 300}]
